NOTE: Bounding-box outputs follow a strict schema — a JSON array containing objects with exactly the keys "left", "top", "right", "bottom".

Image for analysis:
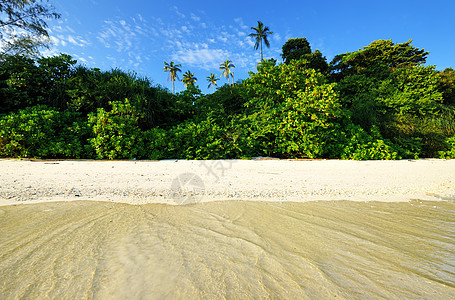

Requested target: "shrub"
[
  {"left": 438, "top": 136, "right": 455, "bottom": 159},
  {"left": 340, "top": 125, "right": 400, "bottom": 160},
  {"left": 242, "top": 60, "right": 346, "bottom": 158},
  {"left": 88, "top": 99, "right": 146, "bottom": 159},
  {"left": 162, "top": 117, "right": 246, "bottom": 160},
  {"left": 0, "top": 105, "right": 92, "bottom": 158}
]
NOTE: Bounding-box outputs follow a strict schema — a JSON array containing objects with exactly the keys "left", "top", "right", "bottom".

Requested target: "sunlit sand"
[{"left": 1, "top": 159, "right": 454, "bottom": 298}]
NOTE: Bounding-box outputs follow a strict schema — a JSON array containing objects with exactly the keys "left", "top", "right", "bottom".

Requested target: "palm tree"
[
  {"left": 182, "top": 70, "right": 197, "bottom": 88},
  {"left": 249, "top": 21, "right": 273, "bottom": 61},
  {"left": 163, "top": 61, "right": 182, "bottom": 93},
  {"left": 206, "top": 73, "right": 218, "bottom": 92},
  {"left": 220, "top": 59, "right": 235, "bottom": 86}
]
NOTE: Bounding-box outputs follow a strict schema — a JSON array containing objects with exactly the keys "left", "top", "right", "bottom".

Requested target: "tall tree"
[
  {"left": 281, "top": 38, "right": 328, "bottom": 72},
  {"left": 220, "top": 59, "right": 235, "bottom": 85},
  {"left": 182, "top": 70, "right": 197, "bottom": 88},
  {"left": 281, "top": 37, "right": 311, "bottom": 63},
  {"left": 438, "top": 68, "right": 455, "bottom": 105},
  {"left": 329, "top": 39, "right": 429, "bottom": 78},
  {"left": 249, "top": 20, "right": 273, "bottom": 61},
  {"left": 206, "top": 73, "right": 218, "bottom": 92},
  {"left": 0, "top": 0, "right": 60, "bottom": 58},
  {"left": 163, "top": 61, "right": 182, "bottom": 93}
]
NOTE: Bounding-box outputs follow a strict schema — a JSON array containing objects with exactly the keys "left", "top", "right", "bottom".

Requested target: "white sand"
[{"left": 0, "top": 158, "right": 454, "bottom": 206}]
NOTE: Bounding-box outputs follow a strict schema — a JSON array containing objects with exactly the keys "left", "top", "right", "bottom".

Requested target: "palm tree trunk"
[{"left": 260, "top": 39, "right": 263, "bottom": 61}]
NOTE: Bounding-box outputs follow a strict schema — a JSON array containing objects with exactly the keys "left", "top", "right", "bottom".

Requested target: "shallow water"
[{"left": 0, "top": 200, "right": 454, "bottom": 299}]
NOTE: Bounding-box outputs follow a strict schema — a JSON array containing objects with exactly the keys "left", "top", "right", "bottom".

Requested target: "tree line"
[{"left": 1, "top": 1, "right": 455, "bottom": 160}]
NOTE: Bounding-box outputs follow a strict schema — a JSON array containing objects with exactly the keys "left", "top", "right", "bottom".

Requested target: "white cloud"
[
  {"left": 171, "top": 5, "right": 186, "bottom": 18},
  {"left": 50, "top": 36, "right": 59, "bottom": 45},
  {"left": 97, "top": 18, "right": 143, "bottom": 52},
  {"left": 78, "top": 56, "right": 87, "bottom": 63},
  {"left": 234, "top": 17, "right": 249, "bottom": 30},
  {"left": 65, "top": 35, "right": 90, "bottom": 47},
  {"left": 161, "top": 28, "right": 183, "bottom": 39},
  {"left": 40, "top": 48, "right": 60, "bottom": 57},
  {"left": 65, "top": 26, "right": 75, "bottom": 33},
  {"left": 218, "top": 32, "right": 230, "bottom": 43},
  {"left": 246, "top": 38, "right": 255, "bottom": 47},
  {"left": 67, "top": 35, "right": 78, "bottom": 45},
  {"left": 273, "top": 33, "right": 281, "bottom": 42},
  {"left": 190, "top": 13, "right": 200, "bottom": 22},
  {"left": 181, "top": 26, "right": 190, "bottom": 33},
  {"left": 171, "top": 48, "right": 230, "bottom": 70}
]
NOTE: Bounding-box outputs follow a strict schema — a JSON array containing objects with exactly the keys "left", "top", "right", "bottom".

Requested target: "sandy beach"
[
  {"left": 1, "top": 158, "right": 455, "bottom": 206},
  {"left": 1, "top": 159, "right": 455, "bottom": 298}
]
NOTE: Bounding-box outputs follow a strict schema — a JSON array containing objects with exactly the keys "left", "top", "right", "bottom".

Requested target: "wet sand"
[{"left": 1, "top": 200, "right": 454, "bottom": 299}]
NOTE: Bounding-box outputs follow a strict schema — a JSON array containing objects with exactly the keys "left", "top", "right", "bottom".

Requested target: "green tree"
[
  {"left": 0, "top": 53, "right": 77, "bottom": 113},
  {"left": 163, "top": 61, "right": 181, "bottom": 94},
  {"left": 281, "top": 38, "right": 328, "bottom": 72},
  {"left": 249, "top": 20, "right": 273, "bottom": 61},
  {"left": 281, "top": 37, "right": 311, "bottom": 63},
  {"left": 220, "top": 59, "right": 235, "bottom": 85},
  {"left": 330, "top": 39, "right": 429, "bottom": 79},
  {"left": 182, "top": 70, "right": 197, "bottom": 89},
  {"left": 206, "top": 73, "right": 218, "bottom": 92},
  {"left": 88, "top": 99, "right": 146, "bottom": 160},
  {"left": 0, "top": 0, "right": 60, "bottom": 58},
  {"left": 242, "top": 59, "right": 346, "bottom": 158},
  {"left": 438, "top": 68, "right": 455, "bottom": 105},
  {"left": 0, "top": 105, "right": 92, "bottom": 158}
]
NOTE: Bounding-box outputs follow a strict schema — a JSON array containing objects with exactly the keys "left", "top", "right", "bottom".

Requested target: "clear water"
[{"left": 1, "top": 200, "right": 454, "bottom": 299}]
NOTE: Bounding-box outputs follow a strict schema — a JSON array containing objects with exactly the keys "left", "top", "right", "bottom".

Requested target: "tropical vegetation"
[
  {"left": 206, "top": 73, "right": 218, "bottom": 92},
  {"left": 1, "top": 11, "right": 454, "bottom": 160},
  {"left": 182, "top": 70, "right": 197, "bottom": 88},
  {"left": 249, "top": 20, "right": 273, "bottom": 61},
  {"left": 219, "top": 59, "right": 235, "bottom": 86},
  {"left": 163, "top": 61, "right": 181, "bottom": 94}
]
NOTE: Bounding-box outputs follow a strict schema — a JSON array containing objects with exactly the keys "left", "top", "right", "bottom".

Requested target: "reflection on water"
[{"left": 0, "top": 200, "right": 454, "bottom": 299}]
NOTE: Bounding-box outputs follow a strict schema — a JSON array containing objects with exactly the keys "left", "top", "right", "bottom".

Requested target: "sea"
[{"left": 0, "top": 199, "right": 454, "bottom": 299}]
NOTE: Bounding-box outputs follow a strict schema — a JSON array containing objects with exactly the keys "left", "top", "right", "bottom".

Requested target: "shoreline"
[{"left": 1, "top": 158, "right": 454, "bottom": 206}]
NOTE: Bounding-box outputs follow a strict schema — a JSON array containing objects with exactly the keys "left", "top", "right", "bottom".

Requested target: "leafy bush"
[
  {"left": 438, "top": 136, "right": 455, "bottom": 159},
  {"left": 196, "top": 84, "right": 247, "bottom": 119},
  {"left": 241, "top": 60, "right": 346, "bottom": 158},
  {"left": 0, "top": 105, "right": 92, "bottom": 158},
  {"left": 381, "top": 66, "right": 443, "bottom": 115},
  {"left": 339, "top": 125, "right": 400, "bottom": 160},
  {"left": 385, "top": 109, "right": 455, "bottom": 158},
  {"left": 88, "top": 99, "right": 146, "bottom": 159},
  {"left": 161, "top": 117, "right": 248, "bottom": 160}
]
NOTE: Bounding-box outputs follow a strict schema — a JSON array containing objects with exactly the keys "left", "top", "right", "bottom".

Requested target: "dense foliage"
[
  {"left": 1, "top": 38, "right": 455, "bottom": 160},
  {"left": 281, "top": 38, "right": 328, "bottom": 72}
]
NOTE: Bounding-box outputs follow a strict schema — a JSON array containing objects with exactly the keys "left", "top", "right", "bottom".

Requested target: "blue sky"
[{"left": 46, "top": 0, "right": 455, "bottom": 93}]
